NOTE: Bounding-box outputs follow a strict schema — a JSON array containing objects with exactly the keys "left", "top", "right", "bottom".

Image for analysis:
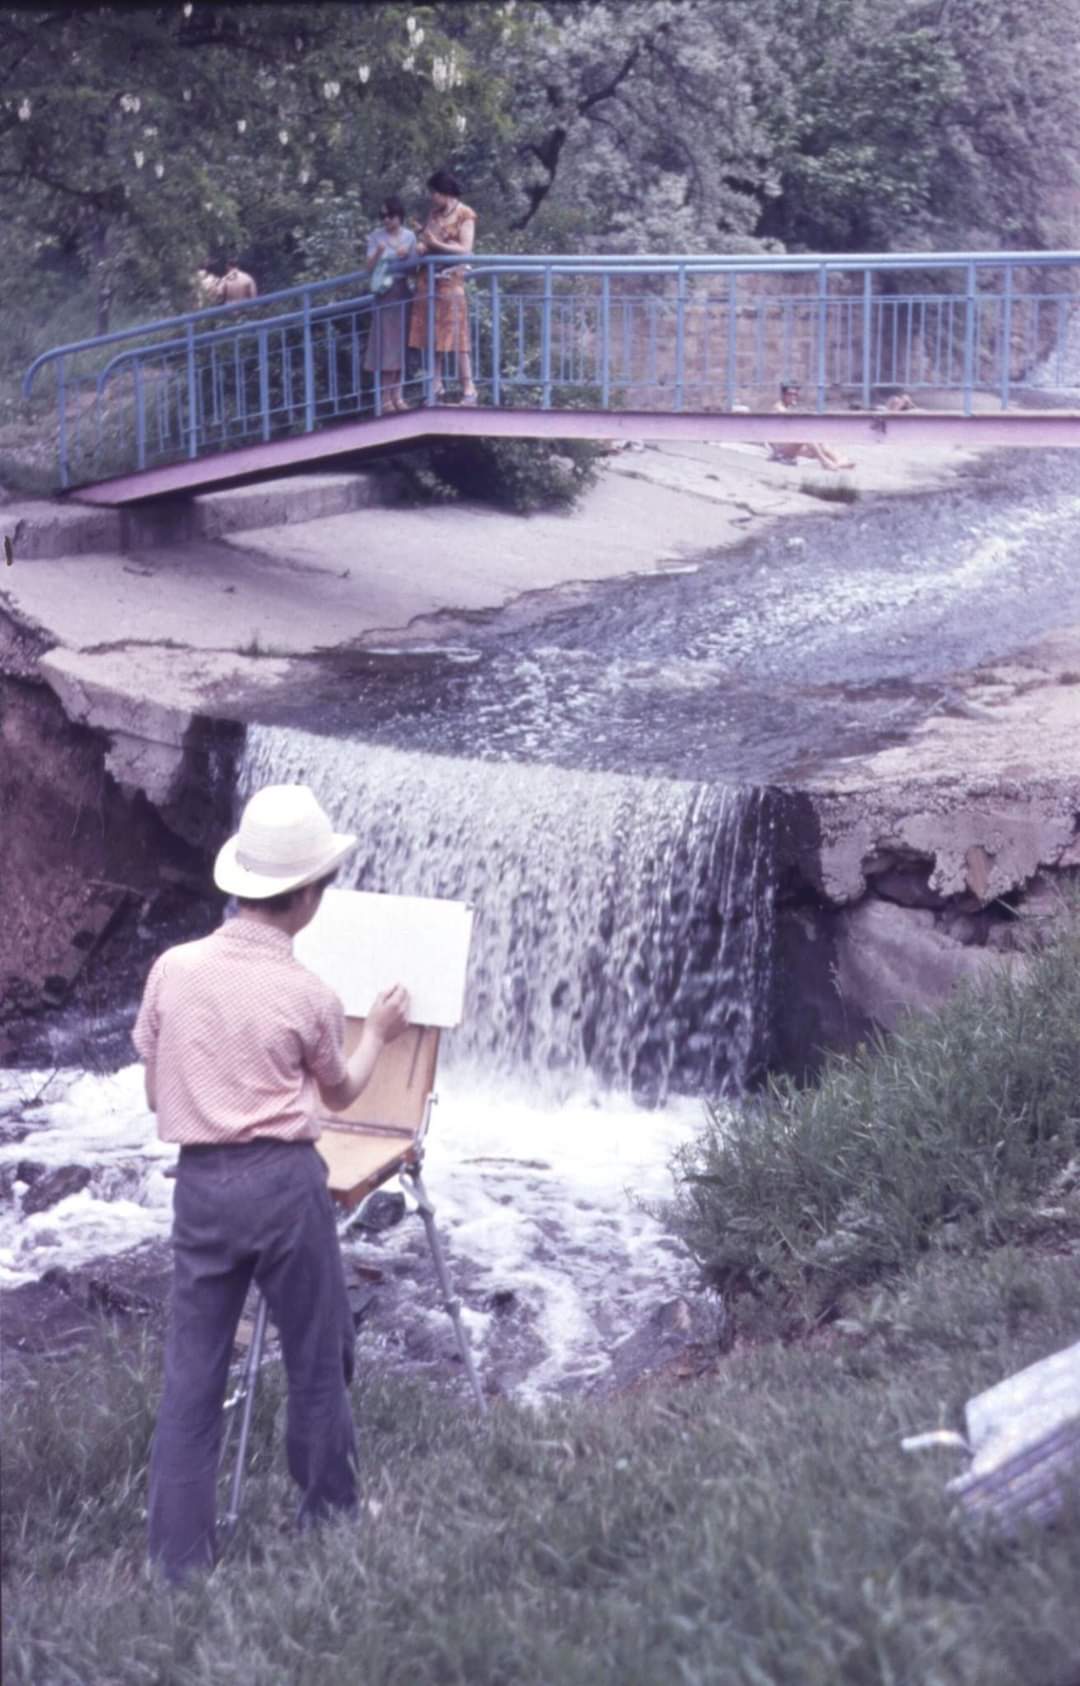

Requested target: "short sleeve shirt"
[
  {"left": 132, "top": 920, "right": 348, "bottom": 1145},
  {"left": 366, "top": 226, "right": 418, "bottom": 263}
]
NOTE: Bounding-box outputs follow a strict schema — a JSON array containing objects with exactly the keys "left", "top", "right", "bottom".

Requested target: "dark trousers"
[{"left": 149, "top": 1139, "right": 357, "bottom": 1583}]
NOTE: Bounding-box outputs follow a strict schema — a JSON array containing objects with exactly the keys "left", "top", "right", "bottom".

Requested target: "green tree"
[
  {"left": 0, "top": 3, "right": 498, "bottom": 332},
  {"left": 754, "top": 0, "right": 1080, "bottom": 253}
]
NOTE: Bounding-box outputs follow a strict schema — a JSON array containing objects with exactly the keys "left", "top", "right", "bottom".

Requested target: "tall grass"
[
  {"left": 667, "top": 917, "right": 1080, "bottom": 1330},
  {"left": 3, "top": 1249, "right": 1080, "bottom": 1685}
]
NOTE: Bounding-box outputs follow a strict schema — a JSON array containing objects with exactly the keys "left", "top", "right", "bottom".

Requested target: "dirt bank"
[{"left": 0, "top": 673, "right": 230, "bottom": 1064}]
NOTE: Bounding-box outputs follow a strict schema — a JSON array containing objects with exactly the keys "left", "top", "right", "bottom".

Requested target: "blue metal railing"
[{"left": 22, "top": 249, "right": 1080, "bottom": 489}]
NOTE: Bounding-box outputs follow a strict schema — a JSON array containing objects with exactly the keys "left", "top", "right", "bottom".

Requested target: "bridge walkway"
[{"left": 22, "top": 249, "right": 1080, "bottom": 504}]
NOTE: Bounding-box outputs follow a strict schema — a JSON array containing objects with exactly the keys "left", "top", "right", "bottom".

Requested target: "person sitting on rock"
[{"left": 769, "top": 382, "right": 855, "bottom": 471}]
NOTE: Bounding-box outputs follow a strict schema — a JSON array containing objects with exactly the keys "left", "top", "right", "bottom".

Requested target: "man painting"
[{"left": 134, "top": 783, "right": 408, "bottom": 1583}]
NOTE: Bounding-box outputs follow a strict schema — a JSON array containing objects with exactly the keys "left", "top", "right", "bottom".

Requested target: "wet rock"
[
  {"left": 1, "top": 1279, "right": 100, "bottom": 1357},
  {"left": 42, "top": 1246, "right": 173, "bottom": 1320},
  {"left": 20, "top": 1163, "right": 93, "bottom": 1215},
  {"left": 1, "top": 1243, "right": 172, "bottom": 1359},
  {"left": 346, "top": 1284, "right": 379, "bottom": 1325},
  {"left": 593, "top": 1295, "right": 734, "bottom": 1397},
  {"left": 353, "top": 1191, "right": 406, "bottom": 1233},
  {"left": 833, "top": 898, "right": 1005, "bottom": 1031},
  {"left": 486, "top": 1288, "right": 517, "bottom": 1316},
  {"left": 769, "top": 903, "right": 860, "bottom": 1082}
]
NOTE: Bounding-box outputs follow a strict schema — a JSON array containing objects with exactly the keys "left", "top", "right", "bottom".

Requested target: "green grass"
[
  {"left": 3, "top": 1248, "right": 1079, "bottom": 1685},
  {"left": 666, "top": 918, "right": 1080, "bottom": 1333}
]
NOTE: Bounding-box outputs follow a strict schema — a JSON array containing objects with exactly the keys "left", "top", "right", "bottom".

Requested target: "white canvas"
[{"left": 294, "top": 888, "right": 474, "bottom": 1027}]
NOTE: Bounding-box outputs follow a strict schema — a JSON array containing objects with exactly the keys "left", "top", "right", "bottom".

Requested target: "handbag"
[{"left": 369, "top": 252, "right": 394, "bottom": 296}]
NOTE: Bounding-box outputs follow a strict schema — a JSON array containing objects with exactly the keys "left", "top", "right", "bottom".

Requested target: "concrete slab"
[{"left": 2, "top": 470, "right": 391, "bottom": 560}]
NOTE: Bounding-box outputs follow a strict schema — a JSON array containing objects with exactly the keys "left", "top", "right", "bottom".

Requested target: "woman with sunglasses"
[{"left": 363, "top": 196, "right": 417, "bottom": 413}]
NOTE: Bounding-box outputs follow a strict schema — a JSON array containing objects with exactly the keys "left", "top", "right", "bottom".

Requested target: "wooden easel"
[
  {"left": 316, "top": 1013, "right": 485, "bottom": 1414},
  {"left": 219, "top": 1011, "right": 485, "bottom": 1545}
]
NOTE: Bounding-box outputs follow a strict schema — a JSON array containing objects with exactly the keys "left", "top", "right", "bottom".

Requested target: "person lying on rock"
[
  {"left": 768, "top": 381, "right": 855, "bottom": 471},
  {"left": 133, "top": 783, "right": 409, "bottom": 1585}
]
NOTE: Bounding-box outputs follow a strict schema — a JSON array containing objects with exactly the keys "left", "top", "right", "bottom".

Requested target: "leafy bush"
[
  {"left": 429, "top": 435, "right": 603, "bottom": 513},
  {"left": 666, "top": 917, "right": 1080, "bottom": 1329},
  {"left": 391, "top": 434, "right": 605, "bottom": 514}
]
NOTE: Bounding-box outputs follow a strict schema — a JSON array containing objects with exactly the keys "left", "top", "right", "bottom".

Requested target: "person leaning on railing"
[
  {"left": 219, "top": 258, "right": 258, "bottom": 302},
  {"left": 364, "top": 194, "right": 418, "bottom": 412},
  {"left": 408, "top": 168, "right": 478, "bottom": 406}
]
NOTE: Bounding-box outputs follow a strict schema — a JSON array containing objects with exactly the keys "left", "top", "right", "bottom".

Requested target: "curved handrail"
[
  {"left": 93, "top": 281, "right": 387, "bottom": 398},
  {"left": 22, "top": 261, "right": 392, "bottom": 397}
]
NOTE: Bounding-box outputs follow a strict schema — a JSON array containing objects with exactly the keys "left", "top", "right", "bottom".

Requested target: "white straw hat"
[{"left": 214, "top": 784, "right": 357, "bottom": 899}]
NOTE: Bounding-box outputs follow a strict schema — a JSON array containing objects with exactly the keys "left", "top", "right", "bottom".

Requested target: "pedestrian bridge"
[{"left": 22, "top": 248, "right": 1080, "bottom": 504}]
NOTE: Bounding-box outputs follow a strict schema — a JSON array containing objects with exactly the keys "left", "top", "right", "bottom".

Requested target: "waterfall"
[{"left": 239, "top": 726, "right": 776, "bottom": 1103}]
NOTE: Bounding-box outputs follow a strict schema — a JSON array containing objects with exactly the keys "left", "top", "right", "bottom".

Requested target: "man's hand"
[
  {"left": 368, "top": 984, "right": 410, "bottom": 1044},
  {"left": 318, "top": 984, "right": 411, "bottom": 1113}
]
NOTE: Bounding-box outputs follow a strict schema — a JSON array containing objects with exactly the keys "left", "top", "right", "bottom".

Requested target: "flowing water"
[
  {"left": 239, "top": 734, "right": 777, "bottom": 1103},
  {"left": 251, "top": 450, "right": 1080, "bottom": 784},
  {"left": 5, "top": 447, "right": 1080, "bottom": 1392}
]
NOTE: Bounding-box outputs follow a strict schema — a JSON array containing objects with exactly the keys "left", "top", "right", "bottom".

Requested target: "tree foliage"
[{"left": 2, "top": 0, "right": 1077, "bottom": 346}]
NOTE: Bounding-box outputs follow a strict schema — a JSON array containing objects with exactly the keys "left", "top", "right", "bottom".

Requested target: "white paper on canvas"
[{"left": 294, "top": 888, "right": 474, "bottom": 1027}]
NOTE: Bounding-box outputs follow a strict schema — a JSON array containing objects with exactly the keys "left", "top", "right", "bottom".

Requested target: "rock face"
[
  {"left": 773, "top": 773, "right": 1080, "bottom": 1064},
  {"left": 17, "top": 1162, "right": 93, "bottom": 1215},
  {"left": 592, "top": 1295, "right": 734, "bottom": 1397},
  {"left": 832, "top": 898, "right": 1005, "bottom": 1030}
]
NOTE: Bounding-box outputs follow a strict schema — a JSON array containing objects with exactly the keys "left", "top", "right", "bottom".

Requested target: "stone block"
[{"left": 833, "top": 897, "right": 1007, "bottom": 1030}]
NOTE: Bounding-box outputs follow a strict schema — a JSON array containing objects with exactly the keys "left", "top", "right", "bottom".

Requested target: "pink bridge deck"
[{"left": 71, "top": 406, "right": 1080, "bottom": 506}]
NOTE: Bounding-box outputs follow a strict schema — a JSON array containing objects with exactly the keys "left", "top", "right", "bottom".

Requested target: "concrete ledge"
[{"left": 2, "top": 471, "right": 393, "bottom": 559}]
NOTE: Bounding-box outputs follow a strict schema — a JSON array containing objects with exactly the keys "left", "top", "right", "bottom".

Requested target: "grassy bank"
[
  {"left": 4, "top": 1243, "right": 1080, "bottom": 1686},
  {"left": 5, "top": 930, "right": 1080, "bottom": 1683},
  {"left": 667, "top": 916, "right": 1080, "bottom": 1337}
]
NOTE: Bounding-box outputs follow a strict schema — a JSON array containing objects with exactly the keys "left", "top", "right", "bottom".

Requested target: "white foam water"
[{"left": 0, "top": 1061, "right": 708, "bottom": 1399}]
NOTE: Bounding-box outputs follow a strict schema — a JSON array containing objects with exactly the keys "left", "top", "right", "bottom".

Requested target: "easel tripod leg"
[
  {"left": 220, "top": 1292, "right": 270, "bottom": 1542},
  {"left": 404, "top": 1167, "right": 487, "bottom": 1413}
]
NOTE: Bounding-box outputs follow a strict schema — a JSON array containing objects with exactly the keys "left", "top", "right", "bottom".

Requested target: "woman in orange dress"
[{"left": 408, "top": 170, "right": 478, "bottom": 404}]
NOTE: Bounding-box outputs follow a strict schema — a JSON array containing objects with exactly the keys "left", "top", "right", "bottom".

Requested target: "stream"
[{"left": 3, "top": 446, "right": 1080, "bottom": 1396}]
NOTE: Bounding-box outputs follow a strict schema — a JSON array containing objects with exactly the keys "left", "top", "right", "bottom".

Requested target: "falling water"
[{"left": 240, "top": 726, "right": 776, "bottom": 1104}]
